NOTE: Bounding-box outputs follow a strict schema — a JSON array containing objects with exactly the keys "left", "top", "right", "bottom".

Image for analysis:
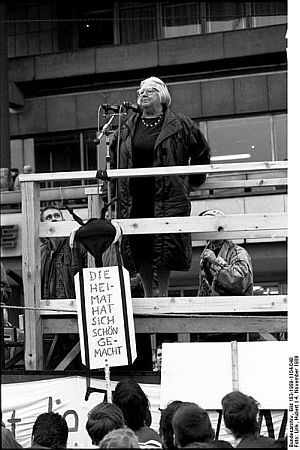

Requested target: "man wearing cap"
[{"left": 198, "top": 209, "right": 253, "bottom": 296}]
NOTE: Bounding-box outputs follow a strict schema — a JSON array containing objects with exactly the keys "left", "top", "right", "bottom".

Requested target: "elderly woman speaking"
[{"left": 108, "top": 76, "right": 210, "bottom": 297}]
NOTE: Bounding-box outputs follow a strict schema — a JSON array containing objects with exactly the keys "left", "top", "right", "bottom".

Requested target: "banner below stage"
[{"left": 2, "top": 376, "right": 285, "bottom": 448}]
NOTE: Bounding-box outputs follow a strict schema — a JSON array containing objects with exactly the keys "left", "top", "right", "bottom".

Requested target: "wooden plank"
[
  {"left": 1, "top": 176, "right": 286, "bottom": 207},
  {"left": 84, "top": 178, "right": 287, "bottom": 196},
  {"left": 42, "top": 316, "right": 287, "bottom": 335},
  {"left": 39, "top": 213, "right": 287, "bottom": 238},
  {"left": 134, "top": 316, "right": 287, "bottom": 334},
  {"left": 54, "top": 341, "right": 80, "bottom": 370},
  {"left": 43, "top": 318, "right": 79, "bottom": 334},
  {"left": 18, "top": 161, "right": 288, "bottom": 183},
  {"left": 258, "top": 333, "right": 278, "bottom": 341},
  {"left": 40, "top": 295, "right": 288, "bottom": 316},
  {"left": 22, "top": 181, "right": 43, "bottom": 370},
  {"left": 195, "top": 178, "right": 287, "bottom": 190},
  {"left": 44, "top": 334, "right": 58, "bottom": 369}
]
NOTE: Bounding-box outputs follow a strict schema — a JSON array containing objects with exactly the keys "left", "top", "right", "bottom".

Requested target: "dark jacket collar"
[{"left": 125, "top": 108, "right": 183, "bottom": 148}]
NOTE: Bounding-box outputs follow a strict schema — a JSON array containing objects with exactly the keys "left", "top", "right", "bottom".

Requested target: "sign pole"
[
  {"left": 231, "top": 340, "right": 239, "bottom": 391},
  {"left": 104, "top": 360, "right": 112, "bottom": 402}
]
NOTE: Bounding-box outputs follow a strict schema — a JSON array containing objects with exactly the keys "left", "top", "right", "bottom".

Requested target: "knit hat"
[{"left": 199, "top": 209, "right": 225, "bottom": 217}]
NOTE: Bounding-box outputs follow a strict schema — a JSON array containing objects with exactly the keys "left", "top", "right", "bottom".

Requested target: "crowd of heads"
[{"left": 2, "top": 385, "right": 287, "bottom": 449}]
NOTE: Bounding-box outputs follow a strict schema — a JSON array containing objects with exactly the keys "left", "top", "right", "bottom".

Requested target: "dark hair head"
[
  {"left": 172, "top": 402, "right": 215, "bottom": 448},
  {"left": 86, "top": 402, "right": 125, "bottom": 446},
  {"left": 112, "top": 378, "right": 150, "bottom": 431},
  {"left": 159, "top": 400, "right": 183, "bottom": 449},
  {"left": 31, "top": 412, "right": 68, "bottom": 449},
  {"left": 221, "top": 391, "right": 260, "bottom": 439},
  {"left": 99, "top": 427, "right": 140, "bottom": 448}
]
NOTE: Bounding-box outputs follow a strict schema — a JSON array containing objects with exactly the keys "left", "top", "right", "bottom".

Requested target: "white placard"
[
  {"left": 238, "top": 341, "right": 288, "bottom": 410},
  {"left": 160, "top": 342, "right": 233, "bottom": 409},
  {"left": 75, "top": 267, "right": 136, "bottom": 369},
  {"left": 160, "top": 341, "right": 288, "bottom": 410}
]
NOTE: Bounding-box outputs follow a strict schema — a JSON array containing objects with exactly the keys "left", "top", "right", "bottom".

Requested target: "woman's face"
[{"left": 137, "top": 82, "right": 162, "bottom": 112}]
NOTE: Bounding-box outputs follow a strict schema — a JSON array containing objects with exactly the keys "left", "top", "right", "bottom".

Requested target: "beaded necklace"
[{"left": 141, "top": 114, "right": 163, "bottom": 128}]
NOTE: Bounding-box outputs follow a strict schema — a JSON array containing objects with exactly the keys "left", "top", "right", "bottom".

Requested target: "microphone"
[
  {"left": 102, "top": 104, "right": 120, "bottom": 113},
  {"left": 122, "top": 102, "right": 140, "bottom": 113}
]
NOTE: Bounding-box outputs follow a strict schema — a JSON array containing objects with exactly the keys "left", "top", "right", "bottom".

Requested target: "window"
[
  {"left": 83, "top": 131, "right": 98, "bottom": 174},
  {"left": 35, "top": 134, "right": 81, "bottom": 187},
  {"left": 119, "top": 3, "right": 157, "bottom": 43},
  {"left": 162, "top": 2, "right": 201, "bottom": 38},
  {"left": 202, "top": 114, "right": 287, "bottom": 162},
  {"left": 7, "top": 2, "right": 288, "bottom": 57},
  {"left": 251, "top": 2, "right": 287, "bottom": 28},
  {"left": 77, "top": 5, "right": 114, "bottom": 48},
  {"left": 273, "top": 114, "right": 287, "bottom": 161},
  {"left": 207, "top": 2, "right": 245, "bottom": 33},
  {"left": 253, "top": 282, "right": 287, "bottom": 295},
  {"left": 7, "top": 1, "right": 57, "bottom": 57}
]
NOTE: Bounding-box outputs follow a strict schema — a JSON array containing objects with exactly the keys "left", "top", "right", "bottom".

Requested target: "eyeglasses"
[
  {"left": 137, "top": 87, "right": 159, "bottom": 97},
  {"left": 43, "top": 212, "right": 63, "bottom": 222}
]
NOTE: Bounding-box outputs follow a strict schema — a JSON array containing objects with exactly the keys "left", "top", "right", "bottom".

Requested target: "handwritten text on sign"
[{"left": 75, "top": 267, "right": 136, "bottom": 369}]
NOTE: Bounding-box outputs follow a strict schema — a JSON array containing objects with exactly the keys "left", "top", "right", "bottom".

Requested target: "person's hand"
[{"left": 202, "top": 249, "right": 216, "bottom": 265}]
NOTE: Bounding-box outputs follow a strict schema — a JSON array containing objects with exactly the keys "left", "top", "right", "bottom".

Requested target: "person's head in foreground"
[
  {"left": 222, "top": 391, "right": 259, "bottom": 439},
  {"left": 159, "top": 400, "right": 183, "bottom": 449},
  {"left": 31, "top": 412, "right": 68, "bottom": 449},
  {"left": 221, "top": 391, "right": 260, "bottom": 440},
  {"left": 86, "top": 402, "right": 125, "bottom": 446},
  {"left": 172, "top": 402, "right": 215, "bottom": 448},
  {"left": 112, "top": 378, "right": 151, "bottom": 431},
  {"left": 98, "top": 427, "right": 140, "bottom": 448}
]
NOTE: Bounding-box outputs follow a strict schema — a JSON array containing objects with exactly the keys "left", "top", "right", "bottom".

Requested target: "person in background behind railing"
[
  {"left": 40, "top": 206, "right": 87, "bottom": 300},
  {"left": 1, "top": 261, "right": 12, "bottom": 328},
  {"left": 1, "top": 261, "right": 12, "bottom": 304},
  {"left": 197, "top": 210, "right": 253, "bottom": 297},
  {"left": 105, "top": 76, "right": 210, "bottom": 297},
  {"left": 13, "top": 164, "right": 33, "bottom": 191}
]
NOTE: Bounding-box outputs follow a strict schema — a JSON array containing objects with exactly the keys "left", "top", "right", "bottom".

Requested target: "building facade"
[{"left": 2, "top": 1, "right": 287, "bottom": 315}]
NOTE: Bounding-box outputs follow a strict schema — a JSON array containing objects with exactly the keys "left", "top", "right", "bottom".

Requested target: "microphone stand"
[{"left": 95, "top": 107, "right": 127, "bottom": 220}]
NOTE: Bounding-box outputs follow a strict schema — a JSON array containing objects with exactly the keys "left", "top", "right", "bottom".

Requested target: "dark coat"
[
  {"left": 109, "top": 108, "right": 210, "bottom": 272},
  {"left": 198, "top": 240, "right": 253, "bottom": 296},
  {"left": 41, "top": 238, "right": 86, "bottom": 299},
  {"left": 237, "top": 434, "right": 276, "bottom": 447}
]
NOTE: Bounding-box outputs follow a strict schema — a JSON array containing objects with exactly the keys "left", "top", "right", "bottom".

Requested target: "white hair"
[{"left": 138, "top": 76, "right": 171, "bottom": 107}]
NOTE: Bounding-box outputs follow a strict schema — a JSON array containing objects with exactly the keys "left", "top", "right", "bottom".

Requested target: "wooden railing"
[{"left": 19, "top": 161, "right": 288, "bottom": 370}]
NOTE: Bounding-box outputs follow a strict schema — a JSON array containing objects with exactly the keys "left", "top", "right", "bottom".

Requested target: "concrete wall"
[
  {"left": 9, "top": 25, "right": 286, "bottom": 82},
  {"left": 9, "top": 71, "right": 287, "bottom": 137},
  {"left": 8, "top": 24, "right": 287, "bottom": 137}
]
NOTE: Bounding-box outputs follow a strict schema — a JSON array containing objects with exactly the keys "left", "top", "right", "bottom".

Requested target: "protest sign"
[{"left": 75, "top": 266, "right": 136, "bottom": 370}]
